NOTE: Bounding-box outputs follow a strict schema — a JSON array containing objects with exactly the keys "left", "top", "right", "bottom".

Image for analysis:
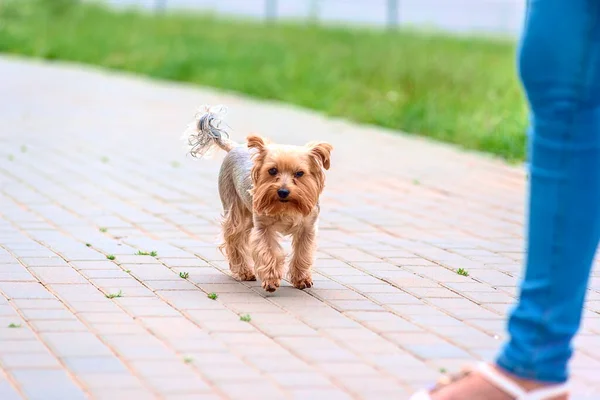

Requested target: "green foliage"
[{"left": 0, "top": 1, "right": 527, "bottom": 160}]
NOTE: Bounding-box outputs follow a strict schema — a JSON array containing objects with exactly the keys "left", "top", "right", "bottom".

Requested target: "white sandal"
[{"left": 410, "top": 363, "right": 569, "bottom": 400}]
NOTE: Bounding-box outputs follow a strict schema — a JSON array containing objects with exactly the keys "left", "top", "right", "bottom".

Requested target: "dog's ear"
[
  {"left": 247, "top": 135, "right": 267, "bottom": 152},
  {"left": 307, "top": 141, "right": 333, "bottom": 170},
  {"left": 248, "top": 135, "right": 268, "bottom": 184}
]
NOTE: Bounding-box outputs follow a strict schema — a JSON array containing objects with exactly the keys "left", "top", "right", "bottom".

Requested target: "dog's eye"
[
  {"left": 268, "top": 168, "right": 278, "bottom": 176},
  {"left": 294, "top": 171, "right": 304, "bottom": 178}
]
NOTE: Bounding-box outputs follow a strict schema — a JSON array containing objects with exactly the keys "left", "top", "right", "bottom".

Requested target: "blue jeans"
[{"left": 496, "top": 0, "right": 600, "bottom": 383}]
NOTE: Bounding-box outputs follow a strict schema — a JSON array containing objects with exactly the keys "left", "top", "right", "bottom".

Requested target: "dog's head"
[{"left": 248, "top": 135, "right": 332, "bottom": 217}]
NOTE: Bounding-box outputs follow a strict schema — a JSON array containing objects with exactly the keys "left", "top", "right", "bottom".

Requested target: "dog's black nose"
[{"left": 277, "top": 188, "right": 290, "bottom": 199}]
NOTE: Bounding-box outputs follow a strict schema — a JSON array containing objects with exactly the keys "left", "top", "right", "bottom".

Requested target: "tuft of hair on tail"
[{"left": 182, "top": 105, "right": 235, "bottom": 158}]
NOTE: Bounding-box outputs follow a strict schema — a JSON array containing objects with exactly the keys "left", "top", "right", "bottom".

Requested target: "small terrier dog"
[{"left": 184, "top": 106, "right": 332, "bottom": 292}]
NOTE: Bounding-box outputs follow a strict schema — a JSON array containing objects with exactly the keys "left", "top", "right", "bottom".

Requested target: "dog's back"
[{"left": 218, "top": 145, "right": 254, "bottom": 212}]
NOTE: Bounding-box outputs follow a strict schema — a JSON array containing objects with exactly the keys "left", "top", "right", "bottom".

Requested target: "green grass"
[
  {"left": 105, "top": 290, "right": 123, "bottom": 298},
  {"left": 457, "top": 268, "right": 469, "bottom": 277},
  {"left": 106, "top": 254, "right": 116, "bottom": 260},
  {"left": 99, "top": 227, "right": 107, "bottom": 233},
  {"left": 207, "top": 292, "right": 218, "bottom": 300},
  {"left": 136, "top": 250, "right": 157, "bottom": 257},
  {"left": 7, "top": 323, "right": 21, "bottom": 328},
  {"left": 0, "top": 0, "right": 527, "bottom": 160},
  {"left": 239, "top": 314, "right": 251, "bottom": 322},
  {"left": 179, "top": 271, "right": 189, "bottom": 279}
]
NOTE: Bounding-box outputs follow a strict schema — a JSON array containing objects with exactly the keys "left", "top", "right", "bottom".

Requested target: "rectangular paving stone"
[
  {"left": 0, "top": 352, "right": 61, "bottom": 369},
  {"left": 77, "top": 372, "right": 146, "bottom": 390},
  {"left": 269, "top": 371, "right": 333, "bottom": 388},
  {"left": 10, "top": 299, "right": 66, "bottom": 310},
  {"left": 159, "top": 291, "right": 227, "bottom": 310},
  {"left": 20, "top": 308, "right": 77, "bottom": 321},
  {"left": 0, "top": 339, "right": 49, "bottom": 354},
  {"left": 328, "top": 300, "right": 384, "bottom": 312},
  {"left": 102, "top": 334, "right": 176, "bottom": 360},
  {"left": 148, "top": 376, "right": 211, "bottom": 394},
  {"left": 30, "top": 320, "right": 88, "bottom": 333},
  {"left": 69, "top": 261, "right": 121, "bottom": 270},
  {"left": 0, "top": 282, "right": 55, "bottom": 299},
  {"left": 28, "top": 267, "right": 88, "bottom": 284},
  {"left": 125, "top": 265, "right": 179, "bottom": 281},
  {"left": 49, "top": 284, "right": 107, "bottom": 302},
  {"left": 0, "top": 272, "right": 38, "bottom": 282},
  {"left": 41, "top": 332, "right": 114, "bottom": 357},
  {"left": 79, "top": 269, "right": 131, "bottom": 279},
  {"left": 62, "top": 356, "right": 129, "bottom": 374},
  {"left": 0, "top": 326, "right": 37, "bottom": 341},
  {"left": 11, "top": 369, "right": 87, "bottom": 400},
  {"left": 19, "top": 258, "right": 69, "bottom": 267}
]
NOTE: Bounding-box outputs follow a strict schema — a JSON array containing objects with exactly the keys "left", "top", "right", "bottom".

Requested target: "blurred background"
[
  {"left": 107, "top": 0, "right": 525, "bottom": 36},
  {"left": 0, "top": 0, "right": 527, "bottom": 161}
]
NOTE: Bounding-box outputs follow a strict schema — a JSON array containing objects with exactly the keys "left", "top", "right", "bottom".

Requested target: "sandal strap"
[{"left": 476, "top": 363, "right": 569, "bottom": 400}]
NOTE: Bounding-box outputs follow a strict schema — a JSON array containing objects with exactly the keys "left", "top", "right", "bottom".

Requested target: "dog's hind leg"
[{"left": 220, "top": 199, "right": 255, "bottom": 281}]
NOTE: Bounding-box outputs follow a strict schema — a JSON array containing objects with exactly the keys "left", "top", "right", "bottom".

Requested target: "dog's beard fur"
[{"left": 249, "top": 136, "right": 330, "bottom": 217}]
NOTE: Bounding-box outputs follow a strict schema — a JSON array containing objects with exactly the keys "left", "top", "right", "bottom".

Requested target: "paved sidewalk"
[{"left": 0, "top": 56, "right": 598, "bottom": 400}]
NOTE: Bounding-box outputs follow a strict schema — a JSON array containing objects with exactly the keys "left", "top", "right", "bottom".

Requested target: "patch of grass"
[
  {"left": 105, "top": 290, "right": 123, "bottom": 299},
  {"left": 7, "top": 323, "right": 21, "bottom": 328},
  {"left": 439, "top": 367, "right": 447, "bottom": 374},
  {"left": 0, "top": 0, "right": 527, "bottom": 161},
  {"left": 20, "top": 145, "right": 27, "bottom": 153},
  {"left": 8, "top": 154, "right": 14, "bottom": 161},
  {"left": 412, "top": 179, "right": 420, "bottom": 185},
  {"left": 183, "top": 356, "right": 193, "bottom": 364},
  {"left": 99, "top": 227, "right": 107, "bottom": 233},
  {"left": 457, "top": 268, "right": 469, "bottom": 277},
  {"left": 106, "top": 254, "right": 116, "bottom": 260},
  {"left": 136, "top": 250, "right": 157, "bottom": 256},
  {"left": 85, "top": 243, "right": 92, "bottom": 247},
  {"left": 100, "top": 156, "right": 109, "bottom": 163},
  {"left": 125, "top": 269, "right": 131, "bottom": 273},
  {"left": 207, "top": 292, "right": 218, "bottom": 300},
  {"left": 239, "top": 314, "right": 251, "bottom": 322},
  {"left": 171, "top": 161, "right": 180, "bottom": 168},
  {"left": 179, "top": 271, "right": 189, "bottom": 279}
]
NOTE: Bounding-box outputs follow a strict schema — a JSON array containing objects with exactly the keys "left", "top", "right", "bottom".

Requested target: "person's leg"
[
  {"left": 497, "top": 0, "right": 600, "bottom": 384},
  {"left": 425, "top": 1, "right": 600, "bottom": 399}
]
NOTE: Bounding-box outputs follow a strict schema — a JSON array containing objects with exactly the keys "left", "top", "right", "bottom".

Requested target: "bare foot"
[{"left": 431, "top": 365, "right": 568, "bottom": 400}]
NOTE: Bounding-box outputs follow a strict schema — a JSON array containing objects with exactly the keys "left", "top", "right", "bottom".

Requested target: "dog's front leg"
[
  {"left": 251, "top": 225, "right": 285, "bottom": 293},
  {"left": 289, "top": 224, "right": 316, "bottom": 290}
]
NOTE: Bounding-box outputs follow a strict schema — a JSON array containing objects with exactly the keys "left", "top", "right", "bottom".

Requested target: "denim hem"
[{"left": 496, "top": 352, "right": 568, "bottom": 384}]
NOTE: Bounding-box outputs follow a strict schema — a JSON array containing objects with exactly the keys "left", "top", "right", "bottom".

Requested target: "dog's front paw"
[
  {"left": 234, "top": 269, "right": 256, "bottom": 281},
  {"left": 291, "top": 276, "right": 313, "bottom": 290},
  {"left": 261, "top": 279, "right": 280, "bottom": 293}
]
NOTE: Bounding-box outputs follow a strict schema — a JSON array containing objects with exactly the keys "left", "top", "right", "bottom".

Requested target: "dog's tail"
[{"left": 183, "top": 105, "right": 236, "bottom": 157}]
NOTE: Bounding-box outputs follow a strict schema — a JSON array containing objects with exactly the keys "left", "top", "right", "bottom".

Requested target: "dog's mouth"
[{"left": 278, "top": 199, "right": 289, "bottom": 203}]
